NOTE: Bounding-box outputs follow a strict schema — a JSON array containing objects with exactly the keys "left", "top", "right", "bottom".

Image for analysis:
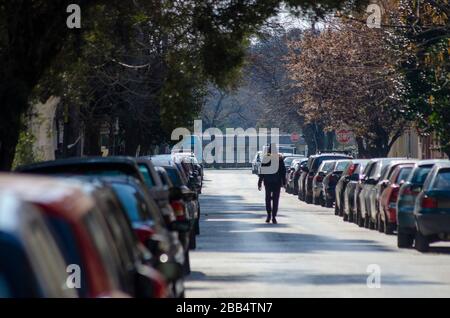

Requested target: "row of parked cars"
[
  {"left": 0, "top": 152, "right": 204, "bottom": 298},
  {"left": 284, "top": 153, "right": 450, "bottom": 252}
]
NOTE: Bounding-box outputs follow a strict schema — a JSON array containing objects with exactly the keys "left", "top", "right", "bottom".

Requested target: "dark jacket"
[{"left": 258, "top": 155, "right": 286, "bottom": 188}]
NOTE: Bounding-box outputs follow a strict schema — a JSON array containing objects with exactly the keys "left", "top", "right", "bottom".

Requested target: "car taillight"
[
  {"left": 135, "top": 227, "right": 155, "bottom": 245},
  {"left": 421, "top": 196, "right": 438, "bottom": 209},
  {"left": 389, "top": 188, "right": 399, "bottom": 203},
  {"left": 348, "top": 164, "right": 357, "bottom": 176},
  {"left": 402, "top": 186, "right": 419, "bottom": 197},
  {"left": 171, "top": 200, "right": 186, "bottom": 221}
]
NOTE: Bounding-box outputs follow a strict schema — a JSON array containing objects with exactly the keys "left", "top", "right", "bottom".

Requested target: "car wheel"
[
  {"left": 343, "top": 213, "right": 349, "bottom": 222},
  {"left": 369, "top": 218, "right": 376, "bottom": 230},
  {"left": 377, "top": 213, "right": 384, "bottom": 233},
  {"left": 364, "top": 216, "right": 370, "bottom": 229},
  {"left": 415, "top": 232, "right": 429, "bottom": 252},
  {"left": 189, "top": 230, "right": 197, "bottom": 250},
  {"left": 397, "top": 230, "right": 414, "bottom": 248},
  {"left": 183, "top": 251, "right": 191, "bottom": 275},
  {"left": 384, "top": 222, "right": 395, "bottom": 235},
  {"left": 305, "top": 195, "right": 312, "bottom": 204}
]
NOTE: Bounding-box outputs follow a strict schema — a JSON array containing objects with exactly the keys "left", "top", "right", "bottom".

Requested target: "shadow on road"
[{"left": 188, "top": 271, "right": 443, "bottom": 287}]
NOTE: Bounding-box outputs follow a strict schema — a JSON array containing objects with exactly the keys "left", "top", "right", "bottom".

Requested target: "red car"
[
  {"left": 0, "top": 174, "right": 159, "bottom": 298},
  {"left": 378, "top": 164, "right": 415, "bottom": 234}
]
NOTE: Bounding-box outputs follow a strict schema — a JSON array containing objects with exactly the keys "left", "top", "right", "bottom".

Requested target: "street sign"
[
  {"left": 336, "top": 129, "right": 353, "bottom": 145},
  {"left": 290, "top": 132, "right": 300, "bottom": 143}
]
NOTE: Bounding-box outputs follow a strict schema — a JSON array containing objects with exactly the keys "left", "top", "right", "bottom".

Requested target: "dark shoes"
[{"left": 265, "top": 214, "right": 278, "bottom": 224}]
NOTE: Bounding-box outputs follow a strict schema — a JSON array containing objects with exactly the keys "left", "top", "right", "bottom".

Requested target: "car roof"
[
  {"left": 433, "top": 162, "right": 450, "bottom": 170},
  {"left": 0, "top": 174, "right": 94, "bottom": 219},
  {"left": 416, "top": 159, "right": 450, "bottom": 166},
  {"left": 16, "top": 156, "right": 138, "bottom": 171}
]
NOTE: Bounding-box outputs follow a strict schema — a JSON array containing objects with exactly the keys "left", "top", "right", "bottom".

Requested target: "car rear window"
[
  {"left": 336, "top": 161, "right": 351, "bottom": 172},
  {"left": 111, "top": 183, "right": 150, "bottom": 222},
  {"left": 395, "top": 167, "right": 413, "bottom": 183},
  {"left": 165, "top": 167, "right": 183, "bottom": 187},
  {"left": 411, "top": 165, "right": 433, "bottom": 185},
  {"left": 433, "top": 169, "right": 450, "bottom": 190},
  {"left": 138, "top": 164, "right": 155, "bottom": 188},
  {"left": 312, "top": 156, "right": 351, "bottom": 171}
]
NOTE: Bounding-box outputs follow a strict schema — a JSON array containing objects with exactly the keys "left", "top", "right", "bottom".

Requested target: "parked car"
[
  {"left": 0, "top": 175, "right": 132, "bottom": 298},
  {"left": 252, "top": 151, "right": 263, "bottom": 174},
  {"left": 413, "top": 162, "right": 450, "bottom": 252},
  {"left": 304, "top": 153, "right": 353, "bottom": 204},
  {"left": 152, "top": 163, "right": 199, "bottom": 249},
  {"left": 106, "top": 176, "right": 186, "bottom": 297},
  {"left": 137, "top": 158, "right": 191, "bottom": 248},
  {"left": 312, "top": 160, "right": 336, "bottom": 205},
  {"left": 378, "top": 163, "right": 415, "bottom": 234},
  {"left": 323, "top": 159, "right": 352, "bottom": 208},
  {"left": 342, "top": 160, "right": 370, "bottom": 222},
  {"left": 336, "top": 160, "right": 369, "bottom": 218},
  {"left": 397, "top": 160, "right": 450, "bottom": 248},
  {"left": 155, "top": 165, "right": 192, "bottom": 273},
  {"left": 0, "top": 192, "right": 78, "bottom": 298},
  {"left": 356, "top": 158, "right": 406, "bottom": 229},
  {"left": 286, "top": 159, "right": 307, "bottom": 195},
  {"left": 77, "top": 177, "right": 169, "bottom": 298},
  {"left": 369, "top": 160, "right": 417, "bottom": 230}
]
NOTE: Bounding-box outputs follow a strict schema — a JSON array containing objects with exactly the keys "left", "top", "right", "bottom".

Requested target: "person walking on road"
[{"left": 258, "top": 144, "right": 286, "bottom": 224}]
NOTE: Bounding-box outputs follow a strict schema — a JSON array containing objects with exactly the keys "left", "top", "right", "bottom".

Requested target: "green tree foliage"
[
  {"left": 0, "top": 0, "right": 367, "bottom": 169},
  {"left": 396, "top": 0, "right": 450, "bottom": 157}
]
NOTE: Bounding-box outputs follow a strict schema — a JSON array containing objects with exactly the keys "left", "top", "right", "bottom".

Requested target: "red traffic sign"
[
  {"left": 290, "top": 132, "right": 301, "bottom": 143},
  {"left": 336, "top": 129, "right": 353, "bottom": 145}
]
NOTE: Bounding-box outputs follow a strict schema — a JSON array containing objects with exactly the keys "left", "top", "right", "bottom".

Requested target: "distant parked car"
[
  {"left": 286, "top": 159, "right": 307, "bottom": 195},
  {"left": 378, "top": 163, "right": 415, "bottom": 234},
  {"left": 0, "top": 193, "right": 78, "bottom": 298},
  {"left": 312, "top": 160, "right": 336, "bottom": 205},
  {"left": 107, "top": 176, "right": 186, "bottom": 297},
  {"left": 356, "top": 158, "right": 406, "bottom": 229},
  {"left": 322, "top": 159, "right": 352, "bottom": 208},
  {"left": 342, "top": 160, "right": 370, "bottom": 222},
  {"left": 304, "top": 153, "right": 353, "bottom": 204},
  {"left": 397, "top": 160, "right": 450, "bottom": 248},
  {"left": 413, "top": 162, "right": 450, "bottom": 252},
  {"left": 370, "top": 160, "right": 417, "bottom": 231},
  {"left": 252, "top": 151, "right": 263, "bottom": 174},
  {"left": 153, "top": 163, "right": 200, "bottom": 249}
]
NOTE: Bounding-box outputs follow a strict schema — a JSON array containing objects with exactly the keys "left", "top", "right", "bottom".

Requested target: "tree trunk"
[{"left": 0, "top": 79, "right": 30, "bottom": 171}]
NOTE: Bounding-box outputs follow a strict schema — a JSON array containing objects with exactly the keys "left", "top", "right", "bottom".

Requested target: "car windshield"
[
  {"left": 411, "top": 165, "right": 433, "bottom": 185},
  {"left": 284, "top": 157, "right": 295, "bottom": 166},
  {"left": 396, "top": 167, "right": 413, "bottom": 183},
  {"left": 432, "top": 169, "right": 450, "bottom": 190},
  {"left": 138, "top": 164, "right": 155, "bottom": 188}
]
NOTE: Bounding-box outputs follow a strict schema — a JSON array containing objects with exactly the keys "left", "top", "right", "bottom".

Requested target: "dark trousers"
[{"left": 264, "top": 183, "right": 281, "bottom": 217}]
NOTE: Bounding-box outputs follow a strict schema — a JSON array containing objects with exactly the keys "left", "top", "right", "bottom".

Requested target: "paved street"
[{"left": 186, "top": 169, "right": 450, "bottom": 298}]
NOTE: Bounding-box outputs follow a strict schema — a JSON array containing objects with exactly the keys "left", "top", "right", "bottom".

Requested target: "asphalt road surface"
[{"left": 186, "top": 169, "right": 450, "bottom": 298}]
